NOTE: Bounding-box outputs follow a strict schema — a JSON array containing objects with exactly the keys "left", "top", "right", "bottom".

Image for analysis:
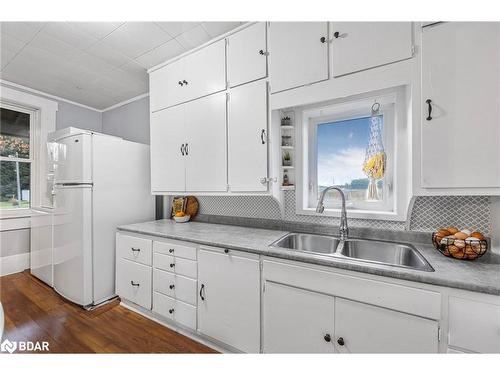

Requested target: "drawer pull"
[
  {"left": 131, "top": 247, "right": 140, "bottom": 252},
  {"left": 130, "top": 281, "right": 140, "bottom": 287},
  {"left": 224, "top": 249, "right": 230, "bottom": 254},
  {"left": 337, "top": 337, "right": 345, "bottom": 346},
  {"left": 324, "top": 334, "right": 331, "bottom": 343},
  {"left": 200, "top": 283, "right": 206, "bottom": 301},
  {"left": 169, "top": 284, "right": 175, "bottom": 290},
  {"left": 169, "top": 263, "right": 175, "bottom": 268},
  {"left": 169, "top": 308, "right": 174, "bottom": 314},
  {"left": 169, "top": 248, "right": 174, "bottom": 254}
]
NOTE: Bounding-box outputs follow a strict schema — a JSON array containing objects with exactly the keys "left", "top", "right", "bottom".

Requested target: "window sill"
[
  {"left": 0, "top": 209, "right": 33, "bottom": 220},
  {"left": 296, "top": 207, "right": 406, "bottom": 222}
]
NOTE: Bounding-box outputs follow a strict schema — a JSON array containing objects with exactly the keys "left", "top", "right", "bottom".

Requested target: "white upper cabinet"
[
  {"left": 334, "top": 298, "right": 439, "bottom": 353},
  {"left": 185, "top": 93, "right": 227, "bottom": 192},
  {"left": 198, "top": 248, "right": 261, "bottom": 353},
  {"left": 269, "top": 22, "right": 329, "bottom": 93},
  {"left": 150, "top": 105, "right": 186, "bottom": 192},
  {"left": 421, "top": 22, "right": 500, "bottom": 192},
  {"left": 330, "top": 22, "right": 413, "bottom": 77},
  {"left": 149, "top": 40, "right": 226, "bottom": 112},
  {"left": 227, "top": 22, "right": 267, "bottom": 87},
  {"left": 228, "top": 80, "right": 268, "bottom": 192}
]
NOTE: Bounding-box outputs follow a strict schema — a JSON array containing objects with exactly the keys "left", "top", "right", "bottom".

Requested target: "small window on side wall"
[{"left": 299, "top": 88, "right": 408, "bottom": 221}]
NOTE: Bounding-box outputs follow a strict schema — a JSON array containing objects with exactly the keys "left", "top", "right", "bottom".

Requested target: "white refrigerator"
[{"left": 48, "top": 127, "right": 154, "bottom": 307}]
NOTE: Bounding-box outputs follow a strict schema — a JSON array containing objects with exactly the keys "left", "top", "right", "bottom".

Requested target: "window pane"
[
  {"left": 0, "top": 161, "right": 30, "bottom": 209},
  {"left": 317, "top": 115, "right": 384, "bottom": 203},
  {"left": 0, "top": 107, "right": 30, "bottom": 158}
]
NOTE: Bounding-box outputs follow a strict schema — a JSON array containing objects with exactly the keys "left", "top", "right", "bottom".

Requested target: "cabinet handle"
[
  {"left": 169, "top": 248, "right": 174, "bottom": 254},
  {"left": 170, "top": 263, "right": 175, "bottom": 268},
  {"left": 180, "top": 144, "right": 185, "bottom": 156},
  {"left": 200, "top": 283, "right": 205, "bottom": 301},
  {"left": 426, "top": 99, "right": 433, "bottom": 121},
  {"left": 324, "top": 334, "right": 331, "bottom": 342},
  {"left": 259, "top": 49, "right": 265, "bottom": 55},
  {"left": 183, "top": 80, "right": 188, "bottom": 85},
  {"left": 333, "top": 31, "right": 340, "bottom": 39},
  {"left": 337, "top": 337, "right": 345, "bottom": 346},
  {"left": 169, "top": 308, "right": 174, "bottom": 314},
  {"left": 261, "top": 129, "right": 266, "bottom": 144},
  {"left": 169, "top": 284, "right": 175, "bottom": 290},
  {"left": 178, "top": 81, "right": 183, "bottom": 86},
  {"left": 320, "top": 36, "right": 327, "bottom": 43},
  {"left": 130, "top": 281, "right": 140, "bottom": 287},
  {"left": 185, "top": 143, "right": 188, "bottom": 155},
  {"left": 131, "top": 247, "right": 140, "bottom": 252},
  {"left": 224, "top": 249, "right": 230, "bottom": 254}
]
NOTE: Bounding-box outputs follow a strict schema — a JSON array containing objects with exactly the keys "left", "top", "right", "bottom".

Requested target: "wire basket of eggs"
[{"left": 432, "top": 227, "right": 488, "bottom": 260}]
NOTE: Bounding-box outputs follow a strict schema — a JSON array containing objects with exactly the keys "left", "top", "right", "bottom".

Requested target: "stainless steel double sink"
[{"left": 269, "top": 233, "right": 434, "bottom": 272}]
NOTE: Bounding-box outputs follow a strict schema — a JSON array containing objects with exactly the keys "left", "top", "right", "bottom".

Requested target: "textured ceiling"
[{"left": 0, "top": 22, "right": 244, "bottom": 110}]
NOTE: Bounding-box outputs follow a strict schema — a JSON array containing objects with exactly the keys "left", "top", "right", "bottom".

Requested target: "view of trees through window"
[
  {"left": 0, "top": 107, "right": 31, "bottom": 209},
  {"left": 317, "top": 115, "right": 383, "bottom": 203}
]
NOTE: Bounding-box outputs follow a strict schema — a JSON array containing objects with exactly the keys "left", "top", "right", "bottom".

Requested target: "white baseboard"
[{"left": 0, "top": 253, "right": 29, "bottom": 276}]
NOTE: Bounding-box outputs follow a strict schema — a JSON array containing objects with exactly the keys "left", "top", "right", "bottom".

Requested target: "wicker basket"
[{"left": 432, "top": 233, "right": 488, "bottom": 260}]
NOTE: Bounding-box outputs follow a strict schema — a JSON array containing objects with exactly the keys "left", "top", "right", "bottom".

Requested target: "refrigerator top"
[{"left": 48, "top": 127, "right": 123, "bottom": 142}]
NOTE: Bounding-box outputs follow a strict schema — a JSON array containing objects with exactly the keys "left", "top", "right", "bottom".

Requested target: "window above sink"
[{"left": 294, "top": 86, "right": 411, "bottom": 221}]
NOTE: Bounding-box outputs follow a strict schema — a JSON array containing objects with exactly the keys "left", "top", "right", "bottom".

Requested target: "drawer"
[
  {"left": 449, "top": 296, "right": 500, "bottom": 353},
  {"left": 154, "top": 240, "right": 197, "bottom": 260},
  {"left": 116, "top": 258, "right": 152, "bottom": 309},
  {"left": 153, "top": 291, "right": 197, "bottom": 330},
  {"left": 154, "top": 268, "right": 197, "bottom": 305},
  {"left": 154, "top": 252, "right": 197, "bottom": 279},
  {"left": 117, "top": 234, "right": 152, "bottom": 266}
]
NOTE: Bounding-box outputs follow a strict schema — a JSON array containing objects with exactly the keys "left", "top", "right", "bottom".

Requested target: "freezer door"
[
  {"left": 53, "top": 185, "right": 93, "bottom": 306},
  {"left": 52, "top": 134, "right": 92, "bottom": 184},
  {"left": 30, "top": 209, "right": 54, "bottom": 286}
]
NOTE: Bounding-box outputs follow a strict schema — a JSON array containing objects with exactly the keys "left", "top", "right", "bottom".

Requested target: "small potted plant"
[{"left": 283, "top": 151, "right": 292, "bottom": 166}]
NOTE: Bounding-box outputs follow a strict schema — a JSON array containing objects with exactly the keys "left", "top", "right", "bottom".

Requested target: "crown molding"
[{"left": 101, "top": 93, "right": 149, "bottom": 112}]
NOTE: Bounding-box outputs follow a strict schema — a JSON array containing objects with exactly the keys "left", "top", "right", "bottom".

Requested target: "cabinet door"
[
  {"left": 150, "top": 105, "right": 186, "bottom": 192},
  {"left": 227, "top": 22, "right": 267, "bottom": 87},
  {"left": 421, "top": 22, "right": 500, "bottom": 189},
  {"left": 331, "top": 22, "right": 412, "bottom": 77},
  {"left": 269, "top": 22, "right": 329, "bottom": 93},
  {"left": 263, "top": 282, "right": 335, "bottom": 353},
  {"left": 150, "top": 58, "right": 185, "bottom": 111},
  {"left": 185, "top": 93, "right": 227, "bottom": 191},
  {"left": 228, "top": 80, "right": 268, "bottom": 192},
  {"left": 198, "top": 248, "right": 260, "bottom": 353},
  {"left": 334, "top": 298, "right": 439, "bottom": 353},
  {"left": 183, "top": 40, "right": 226, "bottom": 101}
]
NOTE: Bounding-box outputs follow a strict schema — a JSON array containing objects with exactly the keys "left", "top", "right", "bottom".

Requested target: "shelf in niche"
[
  {"left": 280, "top": 126, "right": 294, "bottom": 130},
  {"left": 281, "top": 185, "right": 295, "bottom": 191},
  {"left": 281, "top": 166, "right": 294, "bottom": 169},
  {"left": 281, "top": 146, "right": 293, "bottom": 149}
]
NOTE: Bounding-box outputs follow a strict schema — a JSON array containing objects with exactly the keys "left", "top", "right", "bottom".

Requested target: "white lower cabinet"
[
  {"left": 197, "top": 247, "right": 261, "bottom": 353},
  {"left": 263, "top": 282, "right": 335, "bottom": 353},
  {"left": 116, "top": 257, "right": 152, "bottom": 310}
]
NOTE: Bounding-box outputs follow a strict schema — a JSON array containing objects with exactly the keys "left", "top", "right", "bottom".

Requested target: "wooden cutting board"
[{"left": 184, "top": 196, "right": 199, "bottom": 218}]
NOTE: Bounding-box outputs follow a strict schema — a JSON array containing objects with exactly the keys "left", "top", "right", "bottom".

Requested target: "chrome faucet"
[{"left": 316, "top": 186, "right": 348, "bottom": 241}]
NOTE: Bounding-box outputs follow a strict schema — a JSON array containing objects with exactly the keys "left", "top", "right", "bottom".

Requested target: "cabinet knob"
[
  {"left": 178, "top": 81, "right": 183, "bottom": 86},
  {"left": 337, "top": 337, "right": 345, "bottom": 346},
  {"left": 169, "top": 248, "right": 174, "bottom": 253},
  {"left": 320, "top": 36, "right": 327, "bottom": 43},
  {"left": 333, "top": 31, "right": 340, "bottom": 38},
  {"left": 183, "top": 80, "right": 188, "bottom": 85},
  {"left": 168, "top": 309, "right": 174, "bottom": 314},
  {"left": 169, "top": 284, "right": 175, "bottom": 289},
  {"left": 259, "top": 49, "right": 265, "bottom": 55},
  {"left": 224, "top": 249, "right": 229, "bottom": 254},
  {"left": 170, "top": 263, "right": 175, "bottom": 268},
  {"left": 324, "top": 334, "right": 331, "bottom": 342}
]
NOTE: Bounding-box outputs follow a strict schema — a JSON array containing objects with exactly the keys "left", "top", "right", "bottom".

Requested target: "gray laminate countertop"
[{"left": 118, "top": 219, "right": 500, "bottom": 296}]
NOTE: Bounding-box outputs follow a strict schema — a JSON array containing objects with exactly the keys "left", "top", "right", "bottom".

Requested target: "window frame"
[
  {"left": 296, "top": 87, "right": 410, "bottom": 221},
  {"left": 0, "top": 102, "right": 36, "bottom": 211}
]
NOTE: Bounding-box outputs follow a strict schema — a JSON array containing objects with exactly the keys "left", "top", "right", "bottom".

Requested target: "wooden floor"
[{"left": 0, "top": 271, "right": 217, "bottom": 353}]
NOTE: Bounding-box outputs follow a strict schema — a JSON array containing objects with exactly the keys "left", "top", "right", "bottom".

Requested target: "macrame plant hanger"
[{"left": 362, "top": 101, "right": 386, "bottom": 201}]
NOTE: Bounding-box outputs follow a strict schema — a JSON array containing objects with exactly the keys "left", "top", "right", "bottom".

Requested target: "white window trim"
[
  {"left": 0, "top": 85, "right": 58, "bottom": 215},
  {"left": 295, "top": 86, "right": 410, "bottom": 221}
]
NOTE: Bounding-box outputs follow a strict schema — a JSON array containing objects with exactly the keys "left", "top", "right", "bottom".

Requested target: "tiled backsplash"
[{"left": 193, "top": 191, "right": 491, "bottom": 235}]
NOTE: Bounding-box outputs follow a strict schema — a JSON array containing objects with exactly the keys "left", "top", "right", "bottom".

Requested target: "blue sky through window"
[{"left": 317, "top": 116, "right": 376, "bottom": 189}]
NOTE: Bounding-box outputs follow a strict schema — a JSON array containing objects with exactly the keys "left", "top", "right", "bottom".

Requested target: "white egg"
[{"left": 460, "top": 229, "right": 471, "bottom": 236}]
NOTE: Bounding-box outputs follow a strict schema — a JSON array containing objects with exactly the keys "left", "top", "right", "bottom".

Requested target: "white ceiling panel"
[
  {"left": 102, "top": 22, "right": 172, "bottom": 58},
  {"left": 202, "top": 22, "right": 243, "bottom": 38},
  {"left": 135, "top": 39, "right": 185, "bottom": 69},
  {"left": 155, "top": 22, "right": 200, "bottom": 37},
  {"left": 0, "top": 21, "right": 243, "bottom": 110},
  {"left": 175, "top": 24, "right": 211, "bottom": 49}
]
